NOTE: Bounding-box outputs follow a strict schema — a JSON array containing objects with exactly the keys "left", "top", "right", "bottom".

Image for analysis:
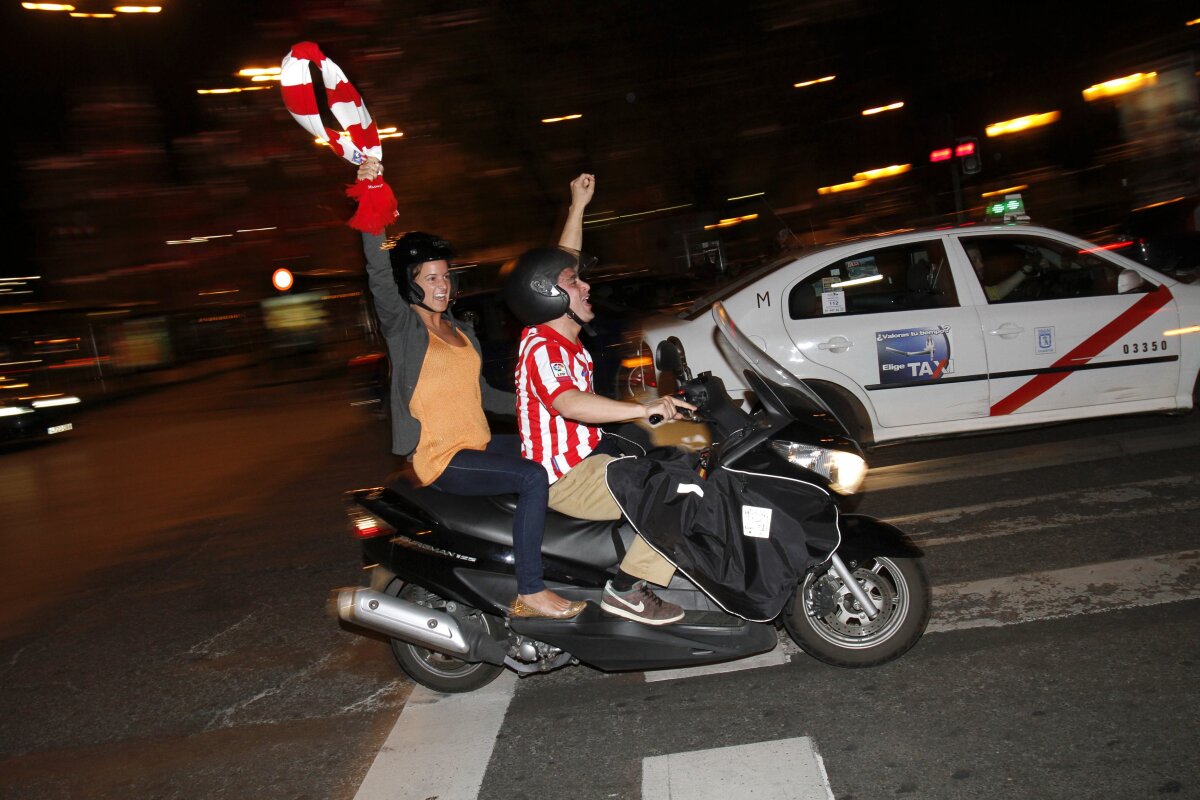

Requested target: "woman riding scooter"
[{"left": 355, "top": 157, "right": 585, "bottom": 620}]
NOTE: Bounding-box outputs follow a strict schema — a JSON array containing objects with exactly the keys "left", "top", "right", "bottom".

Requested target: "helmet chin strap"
[{"left": 565, "top": 309, "right": 596, "bottom": 336}]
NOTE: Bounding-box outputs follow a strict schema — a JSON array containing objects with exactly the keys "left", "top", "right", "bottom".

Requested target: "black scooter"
[{"left": 333, "top": 302, "right": 930, "bottom": 692}]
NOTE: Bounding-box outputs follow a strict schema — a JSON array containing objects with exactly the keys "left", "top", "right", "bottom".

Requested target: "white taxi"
[{"left": 643, "top": 224, "right": 1200, "bottom": 446}]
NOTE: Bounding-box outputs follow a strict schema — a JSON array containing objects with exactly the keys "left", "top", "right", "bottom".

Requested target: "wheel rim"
[
  {"left": 802, "top": 557, "right": 910, "bottom": 649},
  {"left": 395, "top": 584, "right": 495, "bottom": 678},
  {"left": 402, "top": 638, "right": 491, "bottom": 678}
]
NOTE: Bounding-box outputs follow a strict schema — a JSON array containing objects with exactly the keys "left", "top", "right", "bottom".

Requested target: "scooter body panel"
[{"left": 508, "top": 604, "right": 778, "bottom": 671}]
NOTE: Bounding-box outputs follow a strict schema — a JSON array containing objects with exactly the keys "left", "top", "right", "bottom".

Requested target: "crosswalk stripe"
[
  {"left": 642, "top": 736, "right": 834, "bottom": 800},
  {"left": 865, "top": 422, "right": 1200, "bottom": 492},
  {"left": 643, "top": 644, "right": 794, "bottom": 683},
  {"left": 353, "top": 672, "right": 516, "bottom": 800},
  {"left": 928, "top": 549, "right": 1200, "bottom": 633},
  {"left": 892, "top": 474, "right": 1192, "bottom": 530}
]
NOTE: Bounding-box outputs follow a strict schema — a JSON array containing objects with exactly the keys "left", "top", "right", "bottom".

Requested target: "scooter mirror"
[{"left": 656, "top": 337, "right": 692, "bottom": 382}]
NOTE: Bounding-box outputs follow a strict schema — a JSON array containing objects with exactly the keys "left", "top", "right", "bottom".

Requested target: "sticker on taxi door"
[{"left": 876, "top": 325, "right": 953, "bottom": 384}]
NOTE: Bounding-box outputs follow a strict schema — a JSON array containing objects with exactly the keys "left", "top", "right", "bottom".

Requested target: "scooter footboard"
[
  {"left": 835, "top": 514, "right": 924, "bottom": 563},
  {"left": 509, "top": 604, "right": 777, "bottom": 671}
]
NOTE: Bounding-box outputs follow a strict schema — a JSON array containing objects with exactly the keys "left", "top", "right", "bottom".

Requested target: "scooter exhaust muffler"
[{"left": 334, "top": 587, "right": 506, "bottom": 665}]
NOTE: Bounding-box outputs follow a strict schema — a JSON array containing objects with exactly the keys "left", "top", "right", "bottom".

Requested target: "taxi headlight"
[
  {"left": 0, "top": 407, "right": 34, "bottom": 417},
  {"left": 769, "top": 441, "right": 867, "bottom": 495}
]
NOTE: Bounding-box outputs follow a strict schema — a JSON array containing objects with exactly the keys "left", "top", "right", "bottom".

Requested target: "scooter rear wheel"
[
  {"left": 783, "top": 555, "right": 930, "bottom": 667},
  {"left": 386, "top": 582, "right": 505, "bottom": 693}
]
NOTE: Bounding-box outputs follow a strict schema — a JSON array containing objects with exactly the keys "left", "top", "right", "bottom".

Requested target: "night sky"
[{"left": 3, "top": 0, "right": 1198, "bottom": 280}]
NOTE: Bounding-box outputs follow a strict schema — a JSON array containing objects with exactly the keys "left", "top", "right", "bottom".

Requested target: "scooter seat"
[{"left": 376, "top": 483, "right": 637, "bottom": 569}]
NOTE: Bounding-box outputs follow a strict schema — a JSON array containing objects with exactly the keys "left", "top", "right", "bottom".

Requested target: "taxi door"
[
  {"left": 955, "top": 232, "right": 1181, "bottom": 417},
  {"left": 780, "top": 237, "right": 990, "bottom": 429}
]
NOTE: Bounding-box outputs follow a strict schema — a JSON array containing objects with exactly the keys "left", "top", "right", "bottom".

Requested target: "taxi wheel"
[{"left": 811, "top": 383, "right": 874, "bottom": 450}]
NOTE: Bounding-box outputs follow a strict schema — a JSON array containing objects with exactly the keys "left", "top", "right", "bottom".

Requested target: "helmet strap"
[{"left": 565, "top": 309, "right": 595, "bottom": 336}]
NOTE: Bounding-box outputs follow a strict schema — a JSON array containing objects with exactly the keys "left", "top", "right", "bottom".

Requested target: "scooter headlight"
[{"left": 769, "top": 441, "right": 867, "bottom": 495}]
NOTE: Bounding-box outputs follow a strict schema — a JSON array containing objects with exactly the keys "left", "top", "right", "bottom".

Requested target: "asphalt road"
[{"left": 1, "top": 367, "right": 1198, "bottom": 799}]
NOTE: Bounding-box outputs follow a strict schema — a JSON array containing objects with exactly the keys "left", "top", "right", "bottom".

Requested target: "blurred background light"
[
  {"left": 540, "top": 114, "right": 582, "bottom": 123},
  {"left": 794, "top": 75, "right": 836, "bottom": 88},
  {"left": 853, "top": 164, "right": 911, "bottom": 181},
  {"left": 21, "top": 3, "right": 74, "bottom": 10},
  {"left": 982, "top": 184, "right": 1030, "bottom": 198},
  {"left": 985, "top": 111, "right": 1061, "bottom": 137},
  {"left": 1082, "top": 72, "right": 1158, "bottom": 101},
  {"left": 818, "top": 180, "right": 869, "bottom": 195},
  {"left": 862, "top": 101, "right": 904, "bottom": 116}
]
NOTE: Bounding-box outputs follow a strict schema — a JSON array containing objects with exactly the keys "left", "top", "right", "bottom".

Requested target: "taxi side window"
[
  {"left": 964, "top": 235, "right": 1150, "bottom": 304},
  {"left": 787, "top": 240, "right": 957, "bottom": 319}
]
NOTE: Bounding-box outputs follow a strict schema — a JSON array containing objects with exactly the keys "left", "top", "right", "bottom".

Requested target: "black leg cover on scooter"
[{"left": 606, "top": 454, "right": 840, "bottom": 621}]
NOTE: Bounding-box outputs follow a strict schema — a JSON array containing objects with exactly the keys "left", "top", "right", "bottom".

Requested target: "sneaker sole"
[{"left": 599, "top": 599, "right": 685, "bottom": 626}]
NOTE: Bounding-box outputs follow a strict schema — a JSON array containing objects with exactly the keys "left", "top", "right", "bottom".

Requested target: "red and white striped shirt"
[{"left": 515, "top": 324, "right": 603, "bottom": 483}]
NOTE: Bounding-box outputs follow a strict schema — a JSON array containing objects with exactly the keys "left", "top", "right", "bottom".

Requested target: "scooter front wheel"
[
  {"left": 783, "top": 556, "right": 930, "bottom": 668},
  {"left": 386, "top": 582, "right": 505, "bottom": 693}
]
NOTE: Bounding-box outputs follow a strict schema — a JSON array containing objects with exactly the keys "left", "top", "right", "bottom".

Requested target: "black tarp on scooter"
[{"left": 605, "top": 451, "right": 841, "bottom": 621}]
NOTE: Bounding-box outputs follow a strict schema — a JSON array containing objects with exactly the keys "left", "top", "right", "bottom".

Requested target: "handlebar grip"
[{"left": 648, "top": 414, "right": 664, "bottom": 425}]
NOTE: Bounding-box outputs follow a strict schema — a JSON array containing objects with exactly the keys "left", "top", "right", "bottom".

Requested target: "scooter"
[{"left": 333, "top": 302, "right": 930, "bottom": 692}]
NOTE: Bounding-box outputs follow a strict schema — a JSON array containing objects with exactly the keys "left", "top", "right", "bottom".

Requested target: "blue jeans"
[{"left": 429, "top": 435, "right": 550, "bottom": 595}]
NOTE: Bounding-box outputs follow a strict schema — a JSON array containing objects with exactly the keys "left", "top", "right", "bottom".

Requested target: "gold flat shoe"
[{"left": 507, "top": 597, "right": 587, "bottom": 619}]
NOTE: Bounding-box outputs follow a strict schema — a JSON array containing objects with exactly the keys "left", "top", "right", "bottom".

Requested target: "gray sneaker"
[{"left": 600, "top": 581, "right": 684, "bottom": 625}]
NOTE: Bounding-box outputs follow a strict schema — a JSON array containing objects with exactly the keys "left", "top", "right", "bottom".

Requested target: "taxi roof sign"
[{"left": 985, "top": 193, "right": 1030, "bottom": 224}]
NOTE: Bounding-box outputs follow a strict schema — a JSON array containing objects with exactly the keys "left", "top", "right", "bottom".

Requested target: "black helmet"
[
  {"left": 389, "top": 231, "right": 454, "bottom": 307},
  {"left": 503, "top": 246, "right": 590, "bottom": 327}
]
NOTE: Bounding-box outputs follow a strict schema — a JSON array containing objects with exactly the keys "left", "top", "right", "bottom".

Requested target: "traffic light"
[
  {"left": 957, "top": 137, "right": 981, "bottom": 176},
  {"left": 272, "top": 267, "right": 294, "bottom": 292}
]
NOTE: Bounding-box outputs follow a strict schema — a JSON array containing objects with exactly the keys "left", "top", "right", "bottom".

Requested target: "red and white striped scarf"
[{"left": 280, "top": 41, "right": 397, "bottom": 234}]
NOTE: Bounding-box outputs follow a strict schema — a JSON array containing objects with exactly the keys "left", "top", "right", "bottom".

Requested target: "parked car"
[{"left": 642, "top": 224, "right": 1200, "bottom": 447}]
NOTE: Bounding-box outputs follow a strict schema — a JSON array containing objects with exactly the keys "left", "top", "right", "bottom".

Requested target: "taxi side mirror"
[{"left": 1117, "top": 269, "right": 1145, "bottom": 294}]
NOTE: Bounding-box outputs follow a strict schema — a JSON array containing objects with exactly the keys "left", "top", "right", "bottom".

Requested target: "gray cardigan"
[{"left": 362, "top": 232, "right": 515, "bottom": 456}]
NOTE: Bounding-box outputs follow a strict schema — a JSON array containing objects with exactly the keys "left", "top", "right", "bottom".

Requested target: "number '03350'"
[{"left": 1123, "top": 341, "right": 1167, "bottom": 354}]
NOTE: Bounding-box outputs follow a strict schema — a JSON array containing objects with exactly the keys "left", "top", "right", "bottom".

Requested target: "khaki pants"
[{"left": 548, "top": 453, "right": 676, "bottom": 587}]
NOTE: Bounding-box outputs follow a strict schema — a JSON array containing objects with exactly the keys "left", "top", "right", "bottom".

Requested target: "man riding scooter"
[{"left": 505, "top": 173, "right": 696, "bottom": 625}]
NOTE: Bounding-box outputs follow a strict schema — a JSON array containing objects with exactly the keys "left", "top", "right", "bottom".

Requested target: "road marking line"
[
  {"left": 353, "top": 671, "right": 516, "bottom": 800},
  {"left": 891, "top": 474, "right": 1193, "bottom": 530},
  {"left": 643, "top": 643, "right": 795, "bottom": 683},
  {"left": 642, "top": 736, "right": 834, "bottom": 800},
  {"left": 928, "top": 549, "right": 1200, "bottom": 634},
  {"left": 865, "top": 423, "right": 1200, "bottom": 491}
]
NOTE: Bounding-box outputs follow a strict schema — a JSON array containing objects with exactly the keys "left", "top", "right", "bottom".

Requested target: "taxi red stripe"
[{"left": 989, "top": 285, "right": 1174, "bottom": 416}]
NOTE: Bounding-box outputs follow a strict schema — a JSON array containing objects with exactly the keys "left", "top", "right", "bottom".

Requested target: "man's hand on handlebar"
[{"left": 643, "top": 395, "right": 697, "bottom": 426}]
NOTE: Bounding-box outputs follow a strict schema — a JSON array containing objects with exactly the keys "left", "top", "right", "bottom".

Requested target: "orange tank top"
[{"left": 409, "top": 329, "right": 491, "bottom": 485}]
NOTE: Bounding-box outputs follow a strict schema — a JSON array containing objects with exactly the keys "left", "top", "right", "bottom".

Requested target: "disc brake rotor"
[{"left": 815, "top": 566, "right": 897, "bottom": 637}]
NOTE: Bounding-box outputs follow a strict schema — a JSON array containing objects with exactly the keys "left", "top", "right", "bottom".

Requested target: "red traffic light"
[
  {"left": 954, "top": 140, "right": 976, "bottom": 157},
  {"left": 929, "top": 147, "right": 953, "bottom": 163}
]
